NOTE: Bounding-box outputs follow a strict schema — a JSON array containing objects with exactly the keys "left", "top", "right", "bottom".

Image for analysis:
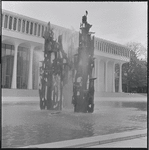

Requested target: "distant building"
[{"left": 2, "top": 9, "right": 130, "bottom": 94}]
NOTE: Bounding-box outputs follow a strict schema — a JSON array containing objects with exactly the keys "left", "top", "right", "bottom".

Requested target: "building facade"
[{"left": 2, "top": 9, "right": 130, "bottom": 93}]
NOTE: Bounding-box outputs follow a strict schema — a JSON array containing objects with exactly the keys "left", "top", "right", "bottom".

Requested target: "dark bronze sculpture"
[
  {"left": 72, "top": 11, "right": 96, "bottom": 113},
  {"left": 39, "top": 22, "right": 71, "bottom": 110},
  {"left": 39, "top": 12, "right": 96, "bottom": 113}
]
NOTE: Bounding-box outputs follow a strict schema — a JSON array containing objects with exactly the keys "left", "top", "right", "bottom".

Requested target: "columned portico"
[
  {"left": 11, "top": 42, "right": 20, "bottom": 89},
  {"left": 119, "top": 63, "right": 122, "bottom": 92},
  {"left": 28, "top": 46, "right": 34, "bottom": 89},
  {"left": 2, "top": 9, "right": 130, "bottom": 92}
]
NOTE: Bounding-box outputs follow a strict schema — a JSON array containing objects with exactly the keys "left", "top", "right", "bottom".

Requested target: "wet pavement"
[{"left": 2, "top": 98, "right": 147, "bottom": 148}]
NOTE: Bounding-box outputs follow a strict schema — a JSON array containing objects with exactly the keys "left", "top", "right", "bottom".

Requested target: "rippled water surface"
[{"left": 2, "top": 99, "right": 147, "bottom": 148}]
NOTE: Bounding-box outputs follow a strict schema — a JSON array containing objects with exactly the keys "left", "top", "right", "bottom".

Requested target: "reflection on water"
[
  {"left": 121, "top": 102, "right": 147, "bottom": 111},
  {"left": 95, "top": 101, "right": 147, "bottom": 111},
  {"left": 2, "top": 100, "right": 147, "bottom": 148}
]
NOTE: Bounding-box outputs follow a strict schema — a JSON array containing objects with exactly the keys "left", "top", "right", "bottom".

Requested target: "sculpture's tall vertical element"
[
  {"left": 72, "top": 12, "right": 96, "bottom": 113},
  {"left": 39, "top": 22, "right": 71, "bottom": 110}
]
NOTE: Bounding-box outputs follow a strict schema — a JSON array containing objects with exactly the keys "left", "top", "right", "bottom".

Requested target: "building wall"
[{"left": 2, "top": 9, "right": 130, "bottom": 93}]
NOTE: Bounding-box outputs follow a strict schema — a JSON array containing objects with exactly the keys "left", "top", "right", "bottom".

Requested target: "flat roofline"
[
  {"left": 95, "top": 37, "right": 130, "bottom": 50},
  {"left": 2, "top": 9, "right": 130, "bottom": 51},
  {"left": 2, "top": 9, "right": 75, "bottom": 33}
]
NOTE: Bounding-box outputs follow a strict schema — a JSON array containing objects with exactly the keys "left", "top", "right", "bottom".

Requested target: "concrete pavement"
[{"left": 21, "top": 129, "right": 147, "bottom": 148}]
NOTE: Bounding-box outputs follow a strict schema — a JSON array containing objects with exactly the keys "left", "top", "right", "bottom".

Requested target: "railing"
[
  {"left": 2, "top": 11, "right": 47, "bottom": 38},
  {"left": 95, "top": 38, "right": 130, "bottom": 58}
]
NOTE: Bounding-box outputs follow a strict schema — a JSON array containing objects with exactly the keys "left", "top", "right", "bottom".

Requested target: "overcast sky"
[{"left": 2, "top": 1, "right": 147, "bottom": 48}]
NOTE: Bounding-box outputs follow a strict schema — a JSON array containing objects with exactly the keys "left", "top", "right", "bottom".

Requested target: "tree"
[
  {"left": 126, "top": 42, "right": 147, "bottom": 61},
  {"left": 122, "top": 42, "right": 147, "bottom": 93}
]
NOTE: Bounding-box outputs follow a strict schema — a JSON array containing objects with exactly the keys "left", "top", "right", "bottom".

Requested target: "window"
[
  {"left": 117, "top": 48, "right": 119, "bottom": 55},
  {"left": 124, "top": 49, "right": 126, "bottom": 57},
  {"left": 13, "top": 18, "right": 17, "bottom": 30},
  {"left": 2, "top": 43, "right": 14, "bottom": 88},
  {"left": 96, "top": 41, "right": 97, "bottom": 49},
  {"left": 26, "top": 21, "right": 29, "bottom": 33},
  {"left": 38, "top": 24, "right": 40, "bottom": 36},
  {"left": 103, "top": 43, "right": 106, "bottom": 52},
  {"left": 34, "top": 23, "right": 37, "bottom": 35},
  {"left": 18, "top": 19, "right": 21, "bottom": 32},
  {"left": 2, "top": 14, "right": 3, "bottom": 27},
  {"left": 9, "top": 16, "right": 13, "bottom": 29},
  {"left": 4, "top": 15, "right": 8, "bottom": 28},
  {"left": 100, "top": 42, "right": 102, "bottom": 51},
  {"left": 17, "top": 46, "right": 29, "bottom": 89},
  {"left": 22, "top": 20, "right": 25, "bottom": 32},
  {"left": 98, "top": 42, "right": 100, "bottom": 50},
  {"left": 121, "top": 49, "right": 123, "bottom": 56},
  {"left": 106, "top": 45, "right": 109, "bottom": 53},
  {"left": 30, "top": 22, "right": 33, "bottom": 34},
  {"left": 115, "top": 48, "right": 118, "bottom": 55},
  {"left": 42, "top": 25, "right": 44, "bottom": 36}
]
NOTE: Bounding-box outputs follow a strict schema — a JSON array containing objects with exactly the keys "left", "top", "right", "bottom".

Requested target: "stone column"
[
  {"left": 97, "top": 59, "right": 100, "bottom": 91},
  {"left": 105, "top": 60, "right": 109, "bottom": 92},
  {"left": 28, "top": 46, "right": 34, "bottom": 89},
  {"left": 11, "top": 43, "right": 19, "bottom": 89},
  {"left": 119, "top": 63, "right": 122, "bottom": 92},
  {"left": 112, "top": 62, "right": 115, "bottom": 92}
]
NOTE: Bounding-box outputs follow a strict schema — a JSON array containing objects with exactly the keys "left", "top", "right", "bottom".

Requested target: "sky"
[{"left": 2, "top": 1, "right": 147, "bottom": 49}]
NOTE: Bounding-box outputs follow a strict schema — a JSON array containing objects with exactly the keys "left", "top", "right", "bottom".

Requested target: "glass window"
[
  {"left": 103, "top": 43, "right": 105, "bottom": 52},
  {"left": 101, "top": 43, "right": 103, "bottom": 51},
  {"left": 2, "top": 14, "right": 3, "bottom": 27},
  {"left": 2, "top": 43, "right": 14, "bottom": 88},
  {"left": 123, "top": 49, "right": 125, "bottom": 56},
  {"left": 38, "top": 24, "right": 40, "bottom": 36},
  {"left": 2, "top": 43, "right": 6, "bottom": 57},
  {"left": 13, "top": 18, "right": 17, "bottom": 30},
  {"left": 42, "top": 25, "right": 44, "bottom": 36},
  {"left": 6, "top": 44, "right": 11, "bottom": 50},
  {"left": 6, "top": 48, "right": 11, "bottom": 56},
  {"left": 17, "top": 46, "right": 29, "bottom": 89},
  {"left": 121, "top": 49, "right": 123, "bottom": 56},
  {"left": 106, "top": 44, "right": 108, "bottom": 53},
  {"left": 4, "top": 15, "right": 8, "bottom": 28},
  {"left": 22, "top": 20, "right": 25, "bottom": 32},
  {"left": 9, "top": 16, "right": 13, "bottom": 29},
  {"left": 26, "top": 21, "right": 29, "bottom": 33},
  {"left": 124, "top": 49, "right": 125, "bottom": 56},
  {"left": 18, "top": 19, "right": 21, "bottom": 32},
  {"left": 11, "top": 45, "right": 14, "bottom": 55},
  {"left": 30, "top": 22, "right": 33, "bottom": 34},
  {"left": 34, "top": 23, "right": 37, "bottom": 35}
]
